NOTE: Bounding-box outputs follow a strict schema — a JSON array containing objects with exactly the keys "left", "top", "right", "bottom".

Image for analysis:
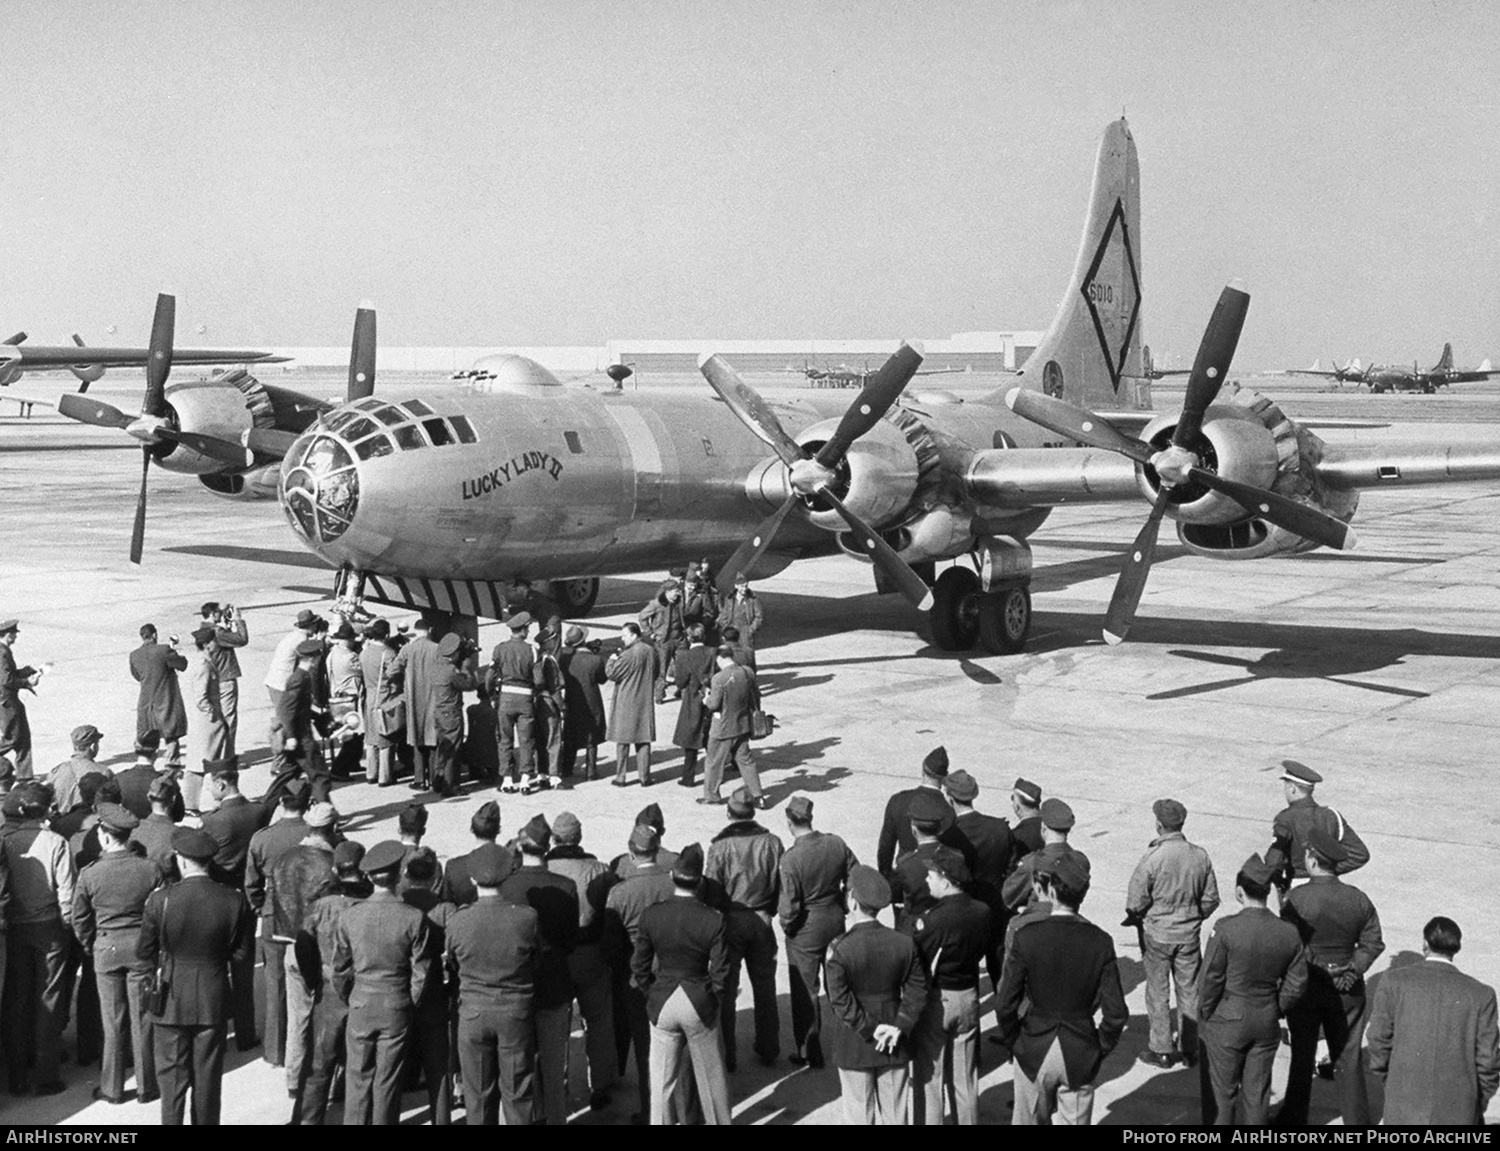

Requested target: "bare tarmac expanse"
[{"left": 2, "top": 372, "right": 1499, "bottom": 1125}]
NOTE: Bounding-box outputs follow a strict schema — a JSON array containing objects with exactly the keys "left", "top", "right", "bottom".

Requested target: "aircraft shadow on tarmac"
[
  {"left": 165, "top": 543, "right": 334, "bottom": 571},
  {"left": 1145, "top": 648, "right": 1434, "bottom": 702}
]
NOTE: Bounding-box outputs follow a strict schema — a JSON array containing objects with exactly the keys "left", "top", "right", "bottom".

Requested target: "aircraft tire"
[
  {"left": 548, "top": 578, "right": 600, "bottom": 617},
  {"left": 929, "top": 567, "right": 981, "bottom": 651},
  {"left": 978, "top": 585, "right": 1031, "bottom": 655}
]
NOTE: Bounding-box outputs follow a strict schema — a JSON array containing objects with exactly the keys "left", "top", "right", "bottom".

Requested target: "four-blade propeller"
[
  {"left": 1007, "top": 282, "right": 1356, "bottom": 644},
  {"left": 700, "top": 342, "right": 934, "bottom": 611}
]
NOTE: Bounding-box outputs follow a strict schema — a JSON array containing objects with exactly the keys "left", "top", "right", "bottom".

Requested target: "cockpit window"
[
  {"left": 401, "top": 399, "right": 435, "bottom": 417},
  {"left": 341, "top": 416, "right": 377, "bottom": 442},
  {"left": 451, "top": 415, "right": 477, "bottom": 443},
  {"left": 355, "top": 433, "right": 395, "bottom": 461},
  {"left": 323, "top": 410, "right": 359, "bottom": 433},
  {"left": 352, "top": 398, "right": 383, "bottom": 411},
  {"left": 423, "top": 418, "right": 454, "bottom": 447},
  {"left": 373, "top": 406, "right": 406, "bottom": 427},
  {"left": 393, "top": 424, "right": 425, "bottom": 451},
  {"left": 281, "top": 435, "right": 358, "bottom": 546}
]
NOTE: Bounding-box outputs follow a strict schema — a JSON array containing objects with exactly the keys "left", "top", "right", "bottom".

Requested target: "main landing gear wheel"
[
  {"left": 548, "top": 578, "right": 600, "bottom": 617},
  {"left": 929, "top": 567, "right": 982, "bottom": 651},
  {"left": 978, "top": 584, "right": 1031, "bottom": 654}
]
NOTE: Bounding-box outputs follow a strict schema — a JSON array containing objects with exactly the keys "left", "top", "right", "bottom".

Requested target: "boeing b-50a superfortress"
[
  {"left": 1285, "top": 345, "right": 1495, "bottom": 393},
  {"left": 54, "top": 119, "right": 1500, "bottom": 652}
]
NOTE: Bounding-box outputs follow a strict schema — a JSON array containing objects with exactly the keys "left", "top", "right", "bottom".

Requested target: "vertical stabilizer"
[
  {"left": 991, "top": 118, "right": 1143, "bottom": 411},
  {"left": 1433, "top": 342, "right": 1453, "bottom": 373}
]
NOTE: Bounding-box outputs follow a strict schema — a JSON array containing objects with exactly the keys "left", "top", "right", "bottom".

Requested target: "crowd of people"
[{"left": 0, "top": 595, "right": 1496, "bottom": 1127}]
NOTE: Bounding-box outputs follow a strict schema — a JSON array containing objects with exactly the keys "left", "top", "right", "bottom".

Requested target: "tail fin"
[
  {"left": 1433, "top": 342, "right": 1453, "bottom": 373},
  {"left": 1310, "top": 358, "right": 1322, "bottom": 372},
  {"left": 990, "top": 118, "right": 1142, "bottom": 410},
  {"left": 1479, "top": 358, "right": 1492, "bottom": 372}
]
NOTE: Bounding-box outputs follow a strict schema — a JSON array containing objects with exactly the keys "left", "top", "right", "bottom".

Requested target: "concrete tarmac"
[{"left": 1, "top": 382, "right": 1498, "bottom": 1126}]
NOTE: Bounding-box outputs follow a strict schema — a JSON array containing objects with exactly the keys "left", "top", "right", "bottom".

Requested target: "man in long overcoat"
[
  {"left": 129, "top": 624, "right": 187, "bottom": 770},
  {"left": 606, "top": 623, "right": 658, "bottom": 787},
  {"left": 559, "top": 627, "right": 607, "bottom": 781},
  {"left": 387, "top": 618, "right": 446, "bottom": 791},
  {"left": 671, "top": 624, "right": 717, "bottom": 789}
]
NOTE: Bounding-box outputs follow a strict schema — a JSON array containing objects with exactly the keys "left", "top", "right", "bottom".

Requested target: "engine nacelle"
[
  {"left": 199, "top": 464, "right": 281, "bottom": 500},
  {"left": 893, "top": 505, "right": 977, "bottom": 564},
  {"left": 792, "top": 418, "right": 921, "bottom": 532},
  {"left": 157, "top": 379, "right": 261, "bottom": 475},
  {"left": 1136, "top": 404, "right": 1280, "bottom": 525},
  {"left": 0, "top": 363, "right": 22, "bottom": 387}
]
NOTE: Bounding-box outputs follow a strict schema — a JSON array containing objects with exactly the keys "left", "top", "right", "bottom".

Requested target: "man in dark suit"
[
  {"left": 632, "top": 843, "right": 732, "bottom": 1125},
  {"left": 1010, "top": 777, "right": 1045, "bottom": 863},
  {"left": 701, "top": 646, "right": 762, "bottom": 805},
  {"left": 1275, "top": 828, "right": 1383, "bottom": 1128},
  {"left": 943, "top": 770, "right": 1012, "bottom": 1023},
  {"left": 1366, "top": 916, "right": 1500, "bottom": 1125},
  {"left": 243, "top": 778, "right": 311, "bottom": 1069},
  {"left": 333, "top": 840, "right": 430, "bottom": 1125},
  {"left": 890, "top": 790, "right": 976, "bottom": 921},
  {"left": 444, "top": 842, "right": 541, "bottom": 1125},
  {"left": 1198, "top": 853, "right": 1308, "bottom": 1125},
  {"left": 876, "top": 746, "right": 955, "bottom": 879},
  {"left": 267, "top": 639, "right": 330, "bottom": 805},
  {"left": 824, "top": 864, "right": 929, "bottom": 1124},
  {"left": 997, "top": 851, "right": 1128, "bottom": 1125},
  {"left": 136, "top": 827, "right": 256, "bottom": 1125},
  {"left": 1003, "top": 798, "right": 1089, "bottom": 912},
  {"left": 129, "top": 624, "right": 188, "bottom": 770},
  {"left": 442, "top": 800, "right": 510, "bottom": 906},
  {"left": 114, "top": 753, "right": 162, "bottom": 820}
]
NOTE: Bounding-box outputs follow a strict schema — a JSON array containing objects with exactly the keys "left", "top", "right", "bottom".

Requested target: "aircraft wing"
[
  {"left": 1099, "top": 409, "right": 1389, "bottom": 433},
  {"left": 1314, "top": 438, "right": 1500, "bottom": 489},
  {"left": 0, "top": 345, "right": 287, "bottom": 373},
  {"left": 1279, "top": 368, "right": 1344, "bottom": 378}
]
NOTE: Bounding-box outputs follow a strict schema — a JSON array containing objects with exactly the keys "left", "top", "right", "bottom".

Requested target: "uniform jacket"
[
  {"left": 682, "top": 583, "right": 719, "bottom": 639},
  {"left": 1011, "top": 814, "right": 1044, "bottom": 864},
  {"left": 546, "top": 845, "right": 613, "bottom": 944},
  {"left": 907, "top": 892, "right": 993, "bottom": 991},
  {"left": 444, "top": 896, "right": 540, "bottom": 1007},
  {"left": 559, "top": 645, "right": 607, "bottom": 745},
  {"left": 114, "top": 765, "right": 159, "bottom": 820},
  {"left": 498, "top": 866, "right": 579, "bottom": 1008},
  {"left": 442, "top": 842, "right": 515, "bottom": 907},
  {"left": 1281, "top": 875, "right": 1384, "bottom": 978},
  {"left": 671, "top": 643, "right": 717, "bottom": 750},
  {"left": 610, "top": 848, "right": 679, "bottom": 884},
  {"left": 332, "top": 888, "right": 430, "bottom": 1014},
  {"left": 1003, "top": 841, "right": 1090, "bottom": 912},
  {"left": 200, "top": 794, "right": 272, "bottom": 887},
  {"left": 632, "top": 894, "right": 729, "bottom": 1025},
  {"left": 433, "top": 662, "right": 477, "bottom": 742},
  {"left": 1366, "top": 958, "right": 1500, "bottom": 1125},
  {"left": 47, "top": 754, "right": 107, "bottom": 815},
  {"left": 133, "top": 814, "right": 179, "bottom": 881},
  {"left": 603, "top": 862, "right": 676, "bottom": 965},
  {"left": 706, "top": 821, "right": 783, "bottom": 913},
  {"left": 952, "top": 809, "right": 1013, "bottom": 914},
  {"left": 825, "top": 919, "right": 929, "bottom": 1070},
  {"left": 875, "top": 785, "right": 956, "bottom": 876},
  {"left": 704, "top": 663, "right": 757, "bottom": 741},
  {"left": 72, "top": 848, "right": 163, "bottom": 952},
  {"left": 1, "top": 818, "right": 75, "bottom": 927},
  {"left": 1125, "top": 832, "right": 1221, "bottom": 944},
  {"left": 716, "top": 593, "right": 763, "bottom": 646},
  {"left": 389, "top": 634, "right": 447, "bottom": 747},
  {"left": 605, "top": 641, "right": 658, "bottom": 744},
  {"left": 296, "top": 885, "right": 367, "bottom": 991},
  {"left": 0, "top": 642, "right": 34, "bottom": 754},
  {"left": 208, "top": 617, "right": 248, "bottom": 682},
  {"left": 1198, "top": 905, "right": 1307, "bottom": 1037},
  {"left": 244, "top": 815, "right": 310, "bottom": 917},
  {"left": 1265, "top": 795, "right": 1370, "bottom": 883},
  {"left": 778, "top": 830, "right": 857, "bottom": 937},
  {"left": 267, "top": 840, "right": 337, "bottom": 942},
  {"left": 637, "top": 594, "right": 688, "bottom": 652},
  {"left": 487, "top": 636, "right": 540, "bottom": 696},
  {"left": 275, "top": 666, "right": 318, "bottom": 743},
  {"left": 130, "top": 641, "right": 188, "bottom": 740},
  {"left": 137, "top": 874, "right": 256, "bottom": 1027},
  {"left": 998, "top": 914, "right": 1129, "bottom": 1086}
]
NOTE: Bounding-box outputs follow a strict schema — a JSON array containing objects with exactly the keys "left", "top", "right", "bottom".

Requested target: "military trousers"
[
  {"left": 535, "top": 1001, "right": 571, "bottom": 1124},
  {"left": 1200, "top": 1008, "right": 1280, "bottom": 1126},
  {"left": 495, "top": 699, "right": 536, "bottom": 781},
  {"left": 648, "top": 986, "right": 731, "bottom": 1125},
  {"left": 457, "top": 997, "right": 537, "bottom": 1126},
  {"left": 1142, "top": 933, "right": 1202, "bottom": 1057},
  {"left": 837, "top": 1065, "right": 910, "bottom": 1124},
  {"left": 912, "top": 985, "right": 979, "bottom": 1125},
  {"left": 3, "top": 918, "right": 69, "bottom": 1086},
  {"left": 344, "top": 1004, "right": 412, "bottom": 1125},
  {"left": 720, "top": 908, "right": 779, "bottom": 1066},
  {"left": 283, "top": 946, "right": 315, "bottom": 1092},
  {"left": 408, "top": 996, "right": 452, "bottom": 1124},
  {"left": 618, "top": 979, "right": 652, "bottom": 1116},
  {"left": 155, "top": 1022, "right": 227, "bottom": 1125},
  {"left": 784, "top": 907, "right": 845, "bottom": 1062},
  {"left": 293, "top": 981, "right": 347, "bottom": 1125},
  {"left": 1277, "top": 976, "right": 1370, "bottom": 1127},
  {"left": 261, "top": 933, "right": 287, "bottom": 1066},
  {"left": 567, "top": 943, "right": 617, "bottom": 1092},
  {"left": 266, "top": 686, "right": 286, "bottom": 756},
  {"left": 61, "top": 936, "right": 102, "bottom": 1064},
  {"left": 704, "top": 735, "right": 759, "bottom": 800},
  {"left": 218, "top": 678, "right": 240, "bottom": 757},
  {"left": 93, "top": 934, "right": 157, "bottom": 1102},
  {"left": 1013, "top": 1036, "right": 1095, "bottom": 1126}
]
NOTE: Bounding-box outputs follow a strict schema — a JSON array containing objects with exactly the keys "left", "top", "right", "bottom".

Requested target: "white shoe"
[{"left": 500, "top": 779, "right": 521, "bottom": 794}]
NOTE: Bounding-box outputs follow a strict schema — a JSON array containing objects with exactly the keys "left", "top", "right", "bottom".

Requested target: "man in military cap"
[
  {"left": 1125, "top": 798, "right": 1220, "bottom": 1068},
  {"left": 443, "top": 799, "right": 512, "bottom": 906},
  {"left": 998, "top": 851, "right": 1128, "bottom": 1125},
  {"left": 1010, "top": 778, "right": 1045, "bottom": 861},
  {"left": 498, "top": 813, "right": 579, "bottom": 1124},
  {"left": 876, "top": 746, "right": 956, "bottom": 879},
  {"left": 47, "top": 724, "right": 107, "bottom": 814},
  {"left": 905, "top": 846, "right": 991, "bottom": 1124},
  {"left": 137, "top": 826, "right": 256, "bottom": 1125},
  {"left": 890, "top": 788, "right": 962, "bottom": 920},
  {"left": 1198, "top": 853, "right": 1308, "bottom": 1126},
  {"left": 489, "top": 612, "right": 543, "bottom": 795},
  {"left": 445, "top": 842, "right": 541, "bottom": 1124},
  {"left": 1003, "top": 797, "right": 1088, "bottom": 913},
  {"left": 1264, "top": 761, "right": 1369, "bottom": 886},
  {"left": 825, "top": 864, "right": 929, "bottom": 1124},
  {"left": 778, "top": 794, "right": 858, "bottom": 1068},
  {"left": 610, "top": 803, "right": 679, "bottom": 880},
  {"left": 705, "top": 785, "right": 784, "bottom": 1069},
  {"left": 943, "top": 770, "right": 1012, "bottom": 1018},
  {"left": 333, "top": 839, "right": 431, "bottom": 1125},
  {"left": 633, "top": 842, "right": 733, "bottom": 1125},
  {"left": 267, "top": 638, "right": 331, "bottom": 805},
  {"left": 1275, "top": 826, "right": 1383, "bottom": 1127},
  {"left": 71, "top": 802, "right": 163, "bottom": 1105},
  {"left": 0, "top": 618, "right": 43, "bottom": 778},
  {"left": 244, "top": 776, "right": 313, "bottom": 1068}
]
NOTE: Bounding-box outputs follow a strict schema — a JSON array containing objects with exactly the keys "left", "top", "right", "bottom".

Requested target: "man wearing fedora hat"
[
  {"left": 558, "top": 625, "right": 607, "bottom": 782},
  {"left": 266, "top": 610, "right": 322, "bottom": 759}
]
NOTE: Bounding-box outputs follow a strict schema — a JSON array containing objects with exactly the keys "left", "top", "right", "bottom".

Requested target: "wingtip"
[
  {"left": 1102, "top": 628, "right": 1126, "bottom": 646},
  {"left": 696, "top": 352, "right": 715, "bottom": 370},
  {"left": 916, "top": 593, "right": 935, "bottom": 613},
  {"left": 358, "top": 299, "right": 376, "bottom": 313},
  {"left": 1341, "top": 526, "right": 1358, "bottom": 552}
]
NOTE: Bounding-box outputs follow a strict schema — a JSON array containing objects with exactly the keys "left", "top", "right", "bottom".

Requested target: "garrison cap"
[
  {"left": 1012, "top": 778, "right": 1042, "bottom": 805},
  {"left": 672, "top": 842, "right": 705, "bottom": 884},
  {"left": 1152, "top": 798, "right": 1187, "bottom": 830},
  {"left": 0, "top": 619, "right": 18, "bottom": 632},
  {"left": 205, "top": 757, "right": 239, "bottom": 777},
  {"left": 786, "top": 796, "right": 814, "bottom": 823},
  {"left": 925, "top": 845, "right": 971, "bottom": 887},
  {"left": 507, "top": 611, "right": 532, "bottom": 631},
  {"left": 96, "top": 802, "right": 138, "bottom": 836},
  {"left": 848, "top": 864, "right": 891, "bottom": 910},
  {"left": 360, "top": 840, "right": 407, "bottom": 875},
  {"left": 437, "top": 633, "right": 463, "bottom": 658},
  {"left": 1305, "top": 826, "right": 1347, "bottom": 866},
  {"left": 295, "top": 639, "right": 323, "bottom": 658},
  {"left": 628, "top": 823, "right": 661, "bottom": 853},
  {"left": 518, "top": 813, "right": 551, "bottom": 851},
  {"left": 171, "top": 827, "right": 217, "bottom": 861},
  {"left": 305, "top": 802, "right": 339, "bottom": 829},
  {"left": 146, "top": 774, "right": 180, "bottom": 803},
  {"left": 1239, "top": 853, "right": 1278, "bottom": 887},
  {"left": 471, "top": 799, "right": 501, "bottom": 839},
  {"left": 908, "top": 790, "right": 950, "bottom": 828},
  {"left": 922, "top": 746, "right": 950, "bottom": 777},
  {"left": 636, "top": 803, "right": 666, "bottom": 833},
  {"left": 71, "top": 724, "right": 103, "bottom": 748},
  {"left": 280, "top": 777, "right": 310, "bottom": 804},
  {"left": 1040, "top": 798, "right": 1075, "bottom": 831},
  {"left": 469, "top": 842, "right": 512, "bottom": 886},
  {"left": 295, "top": 609, "right": 318, "bottom": 628},
  {"left": 1280, "top": 760, "right": 1322, "bottom": 786},
  {"left": 727, "top": 787, "right": 756, "bottom": 819},
  {"left": 944, "top": 770, "right": 979, "bottom": 803},
  {"left": 553, "top": 811, "right": 582, "bottom": 844},
  {"left": 1050, "top": 850, "right": 1091, "bottom": 892},
  {"left": 333, "top": 841, "right": 366, "bottom": 874},
  {"left": 332, "top": 621, "right": 357, "bottom": 641}
]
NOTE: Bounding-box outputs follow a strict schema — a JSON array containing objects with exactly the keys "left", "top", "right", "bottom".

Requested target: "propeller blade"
[
  {"left": 1005, "top": 388, "right": 1154, "bottom": 464},
  {"left": 812, "top": 341, "right": 924, "bottom": 469},
  {"left": 57, "top": 392, "right": 133, "bottom": 429},
  {"left": 161, "top": 428, "right": 252, "bottom": 466},
  {"left": 129, "top": 449, "right": 151, "bottom": 565},
  {"left": 1103, "top": 490, "right": 1170, "bottom": 645},
  {"left": 819, "top": 488, "right": 934, "bottom": 611},
  {"left": 715, "top": 495, "right": 799, "bottom": 598},
  {"left": 699, "top": 353, "right": 807, "bottom": 468},
  {"left": 143, "top": 293, "right": 175, "bottom": 417},
  {"left": 1173, "top": 282, "right": 1249, "bottom": 449},
  {"left": 243, "top": 427, "right": 300, "bottom": 460},
  {"left": 348, "top": 303, "right": 376, "bottom": 401},
  {"left": 1187, "top": 467, "right": 1357, "bottom": 551}
]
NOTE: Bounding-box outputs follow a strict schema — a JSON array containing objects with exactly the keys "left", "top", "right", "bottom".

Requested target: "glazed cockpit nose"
[{"left": 280, "top": 432, "right": 359, "bottom": 544}]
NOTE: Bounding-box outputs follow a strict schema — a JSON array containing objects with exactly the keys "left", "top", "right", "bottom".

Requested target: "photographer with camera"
[{"left": 200, "top": 602, "right": 249, "bottom": 756}]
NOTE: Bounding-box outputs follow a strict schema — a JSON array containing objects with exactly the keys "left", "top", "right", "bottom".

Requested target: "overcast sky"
[{"left": 3, "top": 0, "right": 1495, "bottom": 367}]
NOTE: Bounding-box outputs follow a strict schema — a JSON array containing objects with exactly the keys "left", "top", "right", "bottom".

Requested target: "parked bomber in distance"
[
  {"left": 1285, "top": 344, "right": 1494, "bottom": 393},
  {"left": 784, "top": 361, "right": 970, "bottom": 389}
]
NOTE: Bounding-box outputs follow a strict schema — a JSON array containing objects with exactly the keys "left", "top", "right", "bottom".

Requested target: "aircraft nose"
[{"left": 280, "top": 430, "right": 360, "bottom": 545}]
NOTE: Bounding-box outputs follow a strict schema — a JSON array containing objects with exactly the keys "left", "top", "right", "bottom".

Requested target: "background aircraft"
[
  {"left": 1128, "top": 344, "right": 1191, "bottom": 381},
  {"left": 783, "top": 360, "right": 970, "bottom": 388},
  {"left": 1285, "top": 343, "right": 1494, "bottom": 393}
]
